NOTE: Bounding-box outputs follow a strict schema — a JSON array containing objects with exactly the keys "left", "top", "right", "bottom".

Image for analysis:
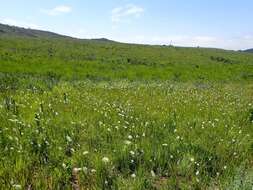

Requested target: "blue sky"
[{"left": 0, "top": 0, "right": 253, "bottom": 50}]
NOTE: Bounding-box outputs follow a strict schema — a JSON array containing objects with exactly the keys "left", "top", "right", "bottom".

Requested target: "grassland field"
[{"left": 0, "top": 35, "right": 253, "bottom": 189}]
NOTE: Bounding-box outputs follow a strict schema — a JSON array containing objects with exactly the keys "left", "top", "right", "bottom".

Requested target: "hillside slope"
[
  {"left": 0, "top": 24, "right": 253, "bottom": 190},
  {"left": 244, "top": 49, "right": 253, "bottom": 53},
  {"left": 0, "top": 23, "right": 253, "bottom": 82},
  {"left": 0, "top": 23, "right": 69, "bottom": 39}
]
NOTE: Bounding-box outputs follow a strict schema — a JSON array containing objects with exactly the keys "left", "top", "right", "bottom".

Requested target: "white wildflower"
[
  {"left": 124, "top": 140, "right": 132, "bottom": 145},
  {"left": 73, "top": 168, "right": 82, "bottom": 173},
  {"left": 91, "top": 169, "right": 96, "bottom": 173},
  {"left": 130, "top": 151, "right": 135, "bottom": 156},
  {"left": 102, "top": 157, "right": 110, "bottom": 163},
  {"left": 128, "top": 135, "right": 133, "bottom": 140},
  {"left": 151, "top": 170, "right": 156, "bottom": 177},
  {"left": 83, "top": 151, "right": 89, "bottom": 156},
  {"left": 66, "top": 135, "right": 72, "bottom": 142},
  {"left": 13, "top": 184, "right": 21, "bottom": 189},
  {"left": 83, "top": 167, "right": 88, "bottom": 174}
]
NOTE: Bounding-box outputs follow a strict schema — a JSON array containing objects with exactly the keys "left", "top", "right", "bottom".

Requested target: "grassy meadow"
[{"left": 0, "top": 35, "right": 253, "bottom": 189}]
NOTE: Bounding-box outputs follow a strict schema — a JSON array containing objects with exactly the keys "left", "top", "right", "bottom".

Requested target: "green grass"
[
  {"left": 0, "top": 35, "right": 253, "bottom": 189},
  {"left": 0, "top": 36, "right": 253, "bottom": 82}
]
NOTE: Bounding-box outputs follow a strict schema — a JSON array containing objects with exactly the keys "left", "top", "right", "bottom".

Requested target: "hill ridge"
[
  {"left": 244, "top": 48, "right": 253, "bottom": 53},
  {"left": 0, "top": 23, "right": 115, "bottom": 43}
]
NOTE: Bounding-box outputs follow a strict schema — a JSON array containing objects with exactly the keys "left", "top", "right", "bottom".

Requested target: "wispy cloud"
[
  {"left": 41, "top": 5, "right": 72, "bottom": 16},
  {"left": 0, "top": 18, "right": 41, "bottom": 29},
  {"left": 111, "top": 4, "right": 144, "bottom": 23}
]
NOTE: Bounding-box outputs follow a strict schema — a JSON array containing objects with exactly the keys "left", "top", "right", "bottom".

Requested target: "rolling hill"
[
  {"left": 0, "top": 23, "right": 253, "bottom": 83},
  {"left": 244, "top": 48, "right": 253, "bottom": 53},
  {"left": 0, "top": 23, "right": 253, "bottom": 189},
  {"left": 0, "top": 23, "right": 68, "bottom": 38},
  {"left": 0, "top": 23, "right": 114, "bottom": 42}
]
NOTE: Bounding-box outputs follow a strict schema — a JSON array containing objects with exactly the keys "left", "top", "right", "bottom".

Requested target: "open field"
[
  {"left": 0, "top": 34, "right": 253, "bottom": 189},
  {"left": 0, "top": 36, "right": 253, "bottom": 82}
]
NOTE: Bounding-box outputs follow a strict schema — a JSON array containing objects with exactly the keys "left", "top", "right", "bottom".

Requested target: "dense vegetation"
[{"left": 0, "top": 25, "right": 253, "bottom": 189}]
